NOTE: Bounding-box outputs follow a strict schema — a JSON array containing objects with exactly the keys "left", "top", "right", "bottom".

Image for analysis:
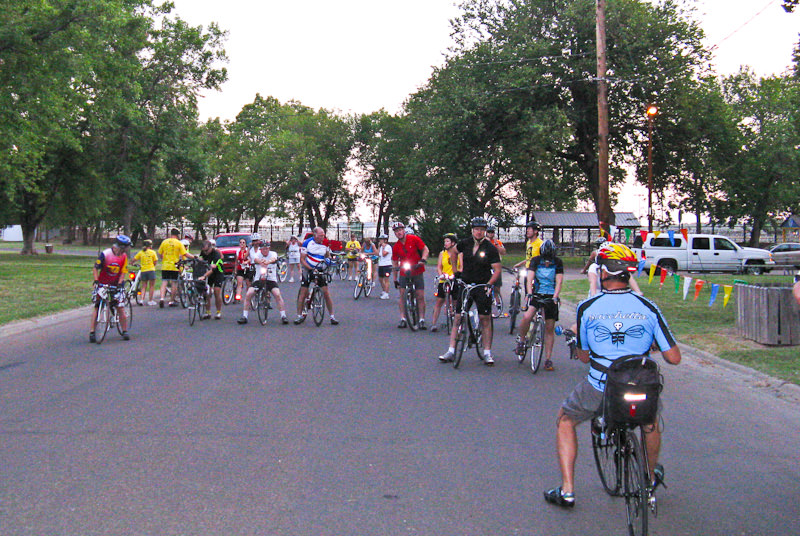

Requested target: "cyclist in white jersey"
[{"left": 295, "top": 227, "right": 339, "bottom": 325}]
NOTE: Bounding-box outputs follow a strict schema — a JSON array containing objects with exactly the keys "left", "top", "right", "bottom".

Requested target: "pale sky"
[{"left": 170, "top": 0, "right": 798, "bottom": 220}]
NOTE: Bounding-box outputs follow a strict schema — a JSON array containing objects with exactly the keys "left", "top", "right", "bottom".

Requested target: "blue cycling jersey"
[
  {"left": 576, "top": 289, "right": 676, "bottom": 391},
  {"left": 529, "top": 256, "right": 563, "bottom": 295}
]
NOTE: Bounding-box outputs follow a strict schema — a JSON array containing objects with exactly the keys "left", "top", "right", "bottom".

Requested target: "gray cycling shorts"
[{"left": 561, "top": 378, "right": 604, "bottom": 424}]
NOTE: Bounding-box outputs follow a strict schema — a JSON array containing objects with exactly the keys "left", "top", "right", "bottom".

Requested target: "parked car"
[
  {"left": 214, "top": 232, "right": 252, "bottom": 274},
  {"left": 769, "top": 243, "right": 800, "bottom": 269},
  {"left": 632, "top": 233, "right": 775, "bottom": 274}
]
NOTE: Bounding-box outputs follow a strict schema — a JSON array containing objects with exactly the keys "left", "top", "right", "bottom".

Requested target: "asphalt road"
[{"left": 1, "top": 276, "right": 799, "bottom": 535}]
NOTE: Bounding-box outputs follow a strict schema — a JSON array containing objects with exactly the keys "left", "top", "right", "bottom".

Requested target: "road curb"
[{"left": 0, "top": 306, "right": 91, "bottom": 340}]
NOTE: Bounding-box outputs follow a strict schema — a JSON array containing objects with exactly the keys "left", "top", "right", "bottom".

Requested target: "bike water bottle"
[{"left": 554, "top": 325, "right": 563, "bottom": 336}]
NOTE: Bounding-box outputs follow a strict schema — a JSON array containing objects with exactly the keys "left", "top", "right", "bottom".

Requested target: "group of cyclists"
[{"left": 89, "top": 218, "right": 682, "bottom": 521}]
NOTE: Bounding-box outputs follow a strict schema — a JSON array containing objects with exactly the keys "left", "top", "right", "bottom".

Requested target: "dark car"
[
  {"left": 215, "top": 232, "right": 252, "bottom": 274},
  {"left": 769, "top": 243, "right": 800, "bottom": 269}
]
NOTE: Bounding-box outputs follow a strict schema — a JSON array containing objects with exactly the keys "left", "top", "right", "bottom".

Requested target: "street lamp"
[{"left": 646, "top": 104, "right": 658, "bottom": 233}]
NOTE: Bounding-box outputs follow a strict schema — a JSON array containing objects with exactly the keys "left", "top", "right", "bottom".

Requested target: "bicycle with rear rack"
[
  {"left": 451, "top": 281, "right": 492, "bottom": 369},
  {"left": 125, "top": 267, "right": 144, "bottom": 306},
  {"left": 591, "top": 355, "right": 665, "bottom": 536}
]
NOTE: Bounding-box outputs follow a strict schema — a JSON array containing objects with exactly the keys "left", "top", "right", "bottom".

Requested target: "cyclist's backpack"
[{"left": 602, "top": 354, "right": 662, "bottom": 425}]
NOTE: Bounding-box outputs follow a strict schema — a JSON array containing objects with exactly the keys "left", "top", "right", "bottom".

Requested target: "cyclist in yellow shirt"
[
  {"left": 431, "top": 233, "right": 460, "bottom": 332},
  {"left": 514, "top": 221, "right": 542, "bottom": 294},
  {"left": 158, "top": 228, "right": 189, "bottom": 307},
  {"left": 345, "top": 233, "right": 361, "bottom": 281},
  {"left": 133, "top": 239, "right": 159, "bottom": 305}
]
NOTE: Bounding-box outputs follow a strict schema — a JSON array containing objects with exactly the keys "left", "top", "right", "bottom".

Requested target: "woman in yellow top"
[
  {"left": 133, "top": 239, "right": 159, "bottom": 305},
  {"left": 514, "top": 221, "right": 543, "bottom": 295},
  {"left": 430, "top": 233, "right": 460, "bottom": 332},
  {"left": 345, "top": 233, "right": 361, "bottom": 281}
]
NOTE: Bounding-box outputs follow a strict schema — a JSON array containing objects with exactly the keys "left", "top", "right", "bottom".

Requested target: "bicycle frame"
[{"left": 452, "top": 281, "right": 492, "bottom": 368}]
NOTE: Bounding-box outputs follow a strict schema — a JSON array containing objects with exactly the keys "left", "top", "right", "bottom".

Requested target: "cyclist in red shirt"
[
  {"left": 391, "top": 222, "right": 430, "bottom": 329},
  {"left": 89, "top": 235, "right": 131, "bottom": 343}
]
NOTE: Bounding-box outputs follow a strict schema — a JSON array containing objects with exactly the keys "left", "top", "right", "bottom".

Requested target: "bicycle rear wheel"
[
  {"left": 257, "top": 290, "right": 270, "bottom": 325},
  {"left": 96, "top": 301, "right": 110, "bottom": 344},
  {"left": 338, "top": 262, "right": 348, "bottom": 281},
  {"left": 404, "top": 289, "right": 419, "bottom": 331},
  {"left": 444, "top": 294, "right": 454, "bottom": 333},
  {"left": 179, "top": 281, "right": 189, "bottom": 308},
  {"left": 529, "top": 315, "right": 545, "bottom": 374},
  {"left": 133, "top": 280, "right": 143, "bottom": 306},
  {"left": 592, "top": 424, "right": 622, "bottom": 496},
  {"left": 624, "top": 431, "right": 648, "bottom": 536},
  {"left": 491, "top": 288, "right": 503, "bottom": 318},
  {"left": 508, "top": 289, "right": 520, "bottom": 334},
  {"left": 222, "top": 276, "right": 235, "bottom": 305},
  {"left": 353, "top": 274, "right": 364, "bottom": 300},
  {"left": 452, "top": 321, "right": 468, "bottom": 369},
  {"left": 311, "top": 286, "right": 325, "bottom": 326},
  {"left": 364, "top": 275, "right": 374, "bottom": 297}
]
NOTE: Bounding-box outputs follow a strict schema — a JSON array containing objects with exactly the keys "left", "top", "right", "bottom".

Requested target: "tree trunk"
[{"left": 20, "top": 224, "right": 38, "bottom": 255}]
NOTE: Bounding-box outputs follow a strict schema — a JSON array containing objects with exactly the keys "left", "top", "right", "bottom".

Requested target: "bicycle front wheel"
[
  {"left": 467, "top": 304, "right": 483, "bottom": 360},
  {"left": 257, "top": 291, "right": 269, "bottom": 325},
  {"left": 508, "top": 289, "right": 520, "bottom": 334},
  {"left": 444, "top": 294, "right": 454, "bottom": 333},
  {"left": 338, "top": 262, "right": 348, "bottom": 281},
  {"left": 491, "top": 288, "right": 503, "bottom": 318},
  {"left": 529, "top": 316, "right": 545, "bottom": 374},
  {"left": 353, "top": 274, "right": 364, "bottom": 300},
  {"left": 624, "top": 431, "right": 648, "bottom": 536},
  {"left": 96, "top": 301, "right": 110, "bottom": 344},
  {"left": 222, "top": 277, "right": 235, "bottom": 305},
  {"left": 278, "top": 258, "right": 288, "bottom": 282},
  {"left": 311, "top": 286, "right": 325, "bottom": 326},
  {"left": 452, "top": 321, "right": 468, "bottom": 369},
  {"left": 592, "top": 425, "right": 622, "bottom": 496},
  {"left": 404, "top": 289, "right": 419, "bottom": 331},
  {"left": 188, "top": 291, "right": 198, "bottom": 326}
]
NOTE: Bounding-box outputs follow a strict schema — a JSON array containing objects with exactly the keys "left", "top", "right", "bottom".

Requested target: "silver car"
[{"left": 769, "top": 243, "right": 800, "bottom": 269}]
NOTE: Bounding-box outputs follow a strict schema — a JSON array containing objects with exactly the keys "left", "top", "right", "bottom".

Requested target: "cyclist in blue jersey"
[
  {"left": 514, "top": 239, "right": 563, "bottom": 371},
  {"left": 544, "top": 243, "right": 681, "bottom": 509}
]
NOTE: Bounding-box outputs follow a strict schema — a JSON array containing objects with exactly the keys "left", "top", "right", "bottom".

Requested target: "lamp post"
[{"left": 646, "top": 104, "right": 658, "bottom": 233}]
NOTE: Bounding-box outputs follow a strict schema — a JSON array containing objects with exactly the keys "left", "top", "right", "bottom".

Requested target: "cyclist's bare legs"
[
  {"left": 322, "top": 286, "right": 335, "bottom": 316},
  {"left": 270, "top": 287, "right": 286, "bottom": 313},
  {"left": 117, "top": 304, "right": 128, "bottom": 331},
  {"left": 415, "top": 287, "right": 426, "bottom": 319},
  {"left": 397, "top": 287, "right": 407, "bottom": 319},
  {"left": 296, "top": 286, "right": 309, "bottom": 316},
  {"left": 480, "top": 314, "right": 492, "bottom": 351},
  {"left": 516, "top": 305, "right": 538, "bottom": 339},
  {"left": 431, "top": 297, "right": 444, "bottom": 327},
  {"left": 212, "top": 286, "right": 223, "bottom": 312},
  {"left": 544, "top": 318, "right": 556, "bottom": 359},
  {"left": 448, "top": 314, "right": 462, "bottom": 347},
  {"left": 643, "top": 423, "right": 661, "bottom": 483},
  {"left": 556, "top": 409, "right": 579, "bottom": 494}
]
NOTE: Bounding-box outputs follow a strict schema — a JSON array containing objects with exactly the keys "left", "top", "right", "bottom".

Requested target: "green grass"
[
  {"left": 0, "top": 252, "right": 96, "bottom": 324},
  {"left": 561, "top": 272, "right": 800, "bottom": 385}
]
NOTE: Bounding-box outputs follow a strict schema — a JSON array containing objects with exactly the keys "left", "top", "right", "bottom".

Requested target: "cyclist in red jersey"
[
  {"left": 391, "top": 222, "right": 430, "bottom": 329},
  {"left": 89, "top": 235, "right": 131, "bottom": 343}
]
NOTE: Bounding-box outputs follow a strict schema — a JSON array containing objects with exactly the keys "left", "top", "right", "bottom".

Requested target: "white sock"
[
  {"left": 448, "top": 347, "right": 455, "bottom": 354},
  {"left": 281, "top": 311, "right": 287, "bottom": 318},
  {"left": 484, "top": 349, "right": 492, "bottom": 357},
  {"left": 243, "top": 310, "right": 249, "bottom": 318}
]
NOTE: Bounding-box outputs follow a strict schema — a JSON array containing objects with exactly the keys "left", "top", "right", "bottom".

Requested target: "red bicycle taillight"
[{"left": 129, "top": 272, "right": 136, "bottom": 280}]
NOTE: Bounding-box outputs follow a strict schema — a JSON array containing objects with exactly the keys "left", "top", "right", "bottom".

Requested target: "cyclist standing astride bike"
[
  {"left": 438, "top": 217, "right": 501, "bottom": 365},
  {"left": 239, "top": 241, "right": 289, "bottom": 324},
  {"left": 544, "top": 243, "right": 681, "bottom": 508},
  {"left": 295, "top": 226, "right": 339, "bottom": 325},
  {"left": 515, "top": 239, "right": 564, "bottom": 371},
  {"left": 391, "top": 222, "right": 430, "bottom": 329},
  {"left": 430, "top": 232, "right": 459, "bottom": 332},
  {"left": 89, "top": 234, "right": 131, "bottom": 343},
  {"left": 197, "top": 240, "right": 225, "bottom": 319}
]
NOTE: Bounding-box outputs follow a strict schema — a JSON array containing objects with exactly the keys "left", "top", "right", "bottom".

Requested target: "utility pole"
[{"left": 596, "top": 0, "right": 612, "bottom": 237}]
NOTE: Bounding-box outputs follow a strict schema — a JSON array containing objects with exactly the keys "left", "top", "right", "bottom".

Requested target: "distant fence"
[{"left": 736, "top": 283, "right": 800, "bottom": 346}]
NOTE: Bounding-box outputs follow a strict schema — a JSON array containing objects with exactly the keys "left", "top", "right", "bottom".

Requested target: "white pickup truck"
[{"left": 633, "top": 233, "right": 775, "bottom": 274}]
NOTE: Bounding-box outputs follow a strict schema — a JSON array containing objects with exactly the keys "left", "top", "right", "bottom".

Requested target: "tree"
[
  {"left": 404, "top": 0, "right": 708, "bottom": 227},
  {"left": 719, "top": 70, "right": 800, "bottom": 245}
]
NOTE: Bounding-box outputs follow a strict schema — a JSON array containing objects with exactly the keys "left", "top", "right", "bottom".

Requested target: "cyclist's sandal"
[
  {"left": 544, "top": 486, "right": 575, "bottom": 508},
  {"left": 544, "top": 359, "right": 554, "bottom": 371}
]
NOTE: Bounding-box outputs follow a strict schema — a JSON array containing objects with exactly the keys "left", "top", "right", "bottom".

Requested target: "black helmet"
[
  {"left": 540, "top": 239, "right": 557, "bottom": 258},
  {"left": 526, "top": 221, "right": 541, "bottom": 231},
  {"left": 470, "top": 216, "right": 488, "bottom": 228}
]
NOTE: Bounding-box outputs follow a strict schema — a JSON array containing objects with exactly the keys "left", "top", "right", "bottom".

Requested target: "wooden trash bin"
[{"left": 736, "top": 283, "right": 800, "bottom": 346}]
